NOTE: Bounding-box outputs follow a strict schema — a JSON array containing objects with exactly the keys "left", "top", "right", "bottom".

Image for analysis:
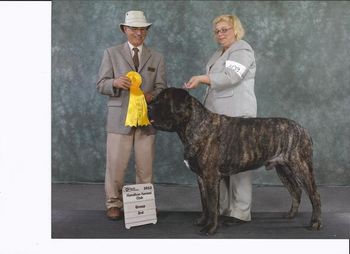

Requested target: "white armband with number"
[{"left": 225, "top": 60, "right": 247, "bottom": 78}]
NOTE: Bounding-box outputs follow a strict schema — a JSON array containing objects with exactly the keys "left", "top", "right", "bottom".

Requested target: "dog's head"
[{"left": 148, "top": 88, "right": 193, "bottom": 132}]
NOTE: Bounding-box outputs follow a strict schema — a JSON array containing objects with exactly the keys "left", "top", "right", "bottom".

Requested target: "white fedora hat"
[{"left": 119, "top": 10, "right": 152, "bottom": 32}]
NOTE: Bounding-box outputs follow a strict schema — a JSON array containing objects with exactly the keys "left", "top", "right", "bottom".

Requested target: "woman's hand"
[{"left": 183, "top": 75, "right": 210, "bottom": 89}]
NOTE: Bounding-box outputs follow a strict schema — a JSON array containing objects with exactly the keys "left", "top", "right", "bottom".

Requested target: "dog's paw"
[
  {"left": 194, "top": 216, "right": 207, "bottom": 226},
  {"left": 200, "top": 224, "right": 218, "bottom": 235},
  {"left": 309, "top": 219, "right": 322, "bottom": 230},
  {"left": 284, "top": 211, "right": 297, "bottom": 219}
]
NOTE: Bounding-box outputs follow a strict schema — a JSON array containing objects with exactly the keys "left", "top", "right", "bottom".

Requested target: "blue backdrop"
[{"left": 52, "top": 1, "right": 350, "bottom": 186}]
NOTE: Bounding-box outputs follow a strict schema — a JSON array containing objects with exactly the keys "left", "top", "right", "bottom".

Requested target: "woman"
[{"left": 184, "top": 14, "right": 257, "bottom": 223}]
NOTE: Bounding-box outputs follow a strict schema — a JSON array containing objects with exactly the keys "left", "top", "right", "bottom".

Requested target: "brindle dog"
[{"left": 148, "top": 88, "right": 322, "bottom": 235}]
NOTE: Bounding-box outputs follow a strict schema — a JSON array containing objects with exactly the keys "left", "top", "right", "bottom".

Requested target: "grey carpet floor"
[{"left": 52, "top": 184, "right": 350, "bottom": 239}]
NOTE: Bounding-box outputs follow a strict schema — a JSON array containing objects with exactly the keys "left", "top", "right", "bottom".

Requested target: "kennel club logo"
[{"left": 122, "top": 183, "right": 157, "bottom": 229}]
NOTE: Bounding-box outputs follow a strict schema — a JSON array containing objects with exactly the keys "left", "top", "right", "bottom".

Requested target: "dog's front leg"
[
  {"left": 194, "top": 176, "right": 208, "bottom": 226},
  {"left": 200, "top": 176, "right": 220, "bottom": 235}
]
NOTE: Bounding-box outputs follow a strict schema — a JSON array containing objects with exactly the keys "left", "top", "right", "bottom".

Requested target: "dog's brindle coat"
[{"left": 148, "top": 88, "right": 322, "bottom": 235}]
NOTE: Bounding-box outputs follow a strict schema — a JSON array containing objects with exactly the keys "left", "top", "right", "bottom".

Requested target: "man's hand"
[
  {"left": 144, "top": 92, "right": 154, "bottom": 104},
  {"left": 113, "top": 76, "right": 132, "bottom": 90}
]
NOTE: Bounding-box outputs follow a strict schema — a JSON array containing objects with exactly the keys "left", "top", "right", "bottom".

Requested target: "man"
[{"left": 97, "top": 10, "right": 167, "bottom": 220}]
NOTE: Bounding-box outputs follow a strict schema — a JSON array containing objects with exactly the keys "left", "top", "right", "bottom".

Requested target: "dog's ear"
[
  {"left": 171, "top": 88, "right": 193, "bottom": 109},
  {"left": 173, "top": 88, "right": 189, "bottom": 100},
  {"left": 169, "top": 88, "right": 193, "bottom": 118}
]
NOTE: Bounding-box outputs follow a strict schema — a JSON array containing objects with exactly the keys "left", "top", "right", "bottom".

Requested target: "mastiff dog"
[{"left": 148, "top": 88, "right": 322, "bottom": 235}]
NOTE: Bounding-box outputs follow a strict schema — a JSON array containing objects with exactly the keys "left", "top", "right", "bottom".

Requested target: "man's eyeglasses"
[
  {"left": 126, "top": 26, "right": 148, "bottom": 32},
  {"left": 214, "top": 27, "right": 233, "bottom": 35}
]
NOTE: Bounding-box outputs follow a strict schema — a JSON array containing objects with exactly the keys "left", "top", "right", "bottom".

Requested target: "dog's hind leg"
[
  {"left": 298, "top": 161, "right": 322, "bottom": 230},
  {"left": 275, "top": 164, "right": 302, "bottom": 218},
  {"left": 194, "top": 176, "right": 208, "bottom": 226}
]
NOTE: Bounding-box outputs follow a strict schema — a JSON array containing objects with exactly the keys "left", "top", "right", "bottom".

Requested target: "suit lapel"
[
  {"left": 206, "top": 49, "right": 222, "bottom": 73},
  {"left": 204, "top": 47, "right": 224, "bottom": 103},
  {"left": 120, "top": 42, "right": 135, "bottom": 70},
  {"left": 138, "top": 45, "right": 151, "bottom": 72}
]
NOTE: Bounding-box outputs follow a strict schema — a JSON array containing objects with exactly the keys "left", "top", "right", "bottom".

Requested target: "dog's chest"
[{"left": 183, "top": 158, "right": 201, "bottom": 175}]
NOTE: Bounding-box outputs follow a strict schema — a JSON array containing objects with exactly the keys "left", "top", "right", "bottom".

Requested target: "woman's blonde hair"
[{"left": 212, "top": 15, "right": 245, "bottom": 40}]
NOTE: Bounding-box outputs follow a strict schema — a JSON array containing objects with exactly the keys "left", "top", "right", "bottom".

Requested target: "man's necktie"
[{"left": 132, "top": 47, "right": 140, "bottom": 72}]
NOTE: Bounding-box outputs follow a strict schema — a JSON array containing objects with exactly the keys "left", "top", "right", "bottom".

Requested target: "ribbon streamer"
[{"left": 125, "top": 71, "right": 151, "bottom": 127}]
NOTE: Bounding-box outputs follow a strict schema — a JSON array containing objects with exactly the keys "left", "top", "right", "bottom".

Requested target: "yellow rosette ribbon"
[{"left": 125, "top": 71, "right": 151, "bottom": 127}]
